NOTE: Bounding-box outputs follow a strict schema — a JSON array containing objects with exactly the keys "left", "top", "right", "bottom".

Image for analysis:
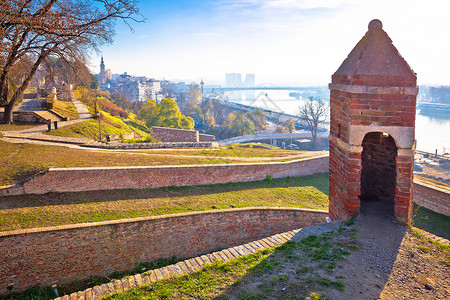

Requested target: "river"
[{"left": 224, "top": 89, "right": 450, "bottom": 155}]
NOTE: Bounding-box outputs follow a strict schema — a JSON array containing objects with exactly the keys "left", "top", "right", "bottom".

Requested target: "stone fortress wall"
[
  {"left": 0, "top": 208, "right": 328, "bottom": 295},
  {"left": 150, "top": 126, "right": 215, "bottom": 143},
  {"left": 19, "top": 155, "right": 330, "bottom": 194}
]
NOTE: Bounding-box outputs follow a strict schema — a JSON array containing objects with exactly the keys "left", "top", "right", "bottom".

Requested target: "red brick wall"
[
  {"left": 199, "top": 133, "right": 216, "bottom": 142},
  {"left": 22, "top": 156, "right": 329, "bottom": 194},
  {"left": 328, "top": 140, "right": 362, "bottom": 220},
  {"left": 329, "top": 88, "right": 416, "bottom": 144},
  {"left": 413, "top": 182, "right": 450, "bottom": 216},
  {"left": 150, "top": 126, "right": 199, "bottom": 142},
  {"left": 0, "top": 207, "right": 328, "bottom": 295}
]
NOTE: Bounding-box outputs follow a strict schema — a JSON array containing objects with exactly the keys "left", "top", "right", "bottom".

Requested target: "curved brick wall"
[
  {"left": 0, "top": 207, "right": 327, "bottom": 295},
  {"left": 21, "top": 155, "right": 329, "bottom": 194},
  {"left": 413, "top": 181, "right": 450, "bottom": 216}
]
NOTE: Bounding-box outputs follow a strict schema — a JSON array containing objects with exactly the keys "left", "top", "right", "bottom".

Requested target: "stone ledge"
[
  {"left": 329, "top": 83, "right": 418, "bottom": 95},
  {"left": 0, "top": 207, "right": 328, "bottom": 237}
]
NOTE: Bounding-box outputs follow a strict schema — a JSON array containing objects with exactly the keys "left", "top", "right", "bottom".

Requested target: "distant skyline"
[{"left": 92, "top": 0, "right": 450, "bottom": 86}]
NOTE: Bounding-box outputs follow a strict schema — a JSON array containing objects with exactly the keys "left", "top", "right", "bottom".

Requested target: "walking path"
[{"left": 1, "top": 97, "right": 93, "bottom": 145}]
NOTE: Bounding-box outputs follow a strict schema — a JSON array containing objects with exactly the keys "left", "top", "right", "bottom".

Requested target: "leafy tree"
[
  {"left": 227, "top": 112, "right": 255, "bottom": 136},
  {"left": 0, "top": 0, "right": 142, "bottom": 123},
  {"left": 249, "top": 108, "right": 266, "bottom": 132},
  {"left": 284, "top": 119, "right": 295, "bottom": 133},
  {"left": 298, "top": 97, "right": 327, "bottom": 149},
  {"left": 139, "top": 99, "right": 159, "bottom": 125},
  {"left": 140, "top": 98, "right": 194, "bottom": 130}
]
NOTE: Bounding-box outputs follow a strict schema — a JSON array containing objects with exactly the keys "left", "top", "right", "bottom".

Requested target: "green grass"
[
  {"left": 102, "top": 229, "right": 355, "bottom": 300},
  {"left": 52, "top": 99, "right": 79, "bottom": 120},
  {"left": 409, "top": 228, "right": 450, "bottom": 268},
  {"left": 0, "top": 174, "right": 329, "bottom": 232},
  {"left": 126, "top": 120, "right": 153, "bottom": 136},
  {"left": 45, "top": 109, "right": 131, "bottom": 139},
  {"left": 412, "top": 204, "right": 450, "bottom": 240},
  {"left": 133, "top": 148, "right": 322, "bottom": 159},
  {"left": 0, "top": 140, "right": 321, "bottom": 186}
]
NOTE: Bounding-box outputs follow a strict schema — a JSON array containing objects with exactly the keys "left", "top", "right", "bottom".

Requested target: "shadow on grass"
[
  {"left": 412, "top": 204, "right": 450, "bottom": 240},
  {"left": 0, "top": 173, "right": 329, "bottom": 210},
  {"left": 213, "top": 221, "right": 406, "bottom": 300}
]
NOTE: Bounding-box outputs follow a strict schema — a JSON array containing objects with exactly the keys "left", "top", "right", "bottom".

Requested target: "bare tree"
[
  {"left": 298, "top": 97, "right": 327, "bottom": 149},
  {"left": 0, "top": 0, "right": 143, "bottom": 124}
]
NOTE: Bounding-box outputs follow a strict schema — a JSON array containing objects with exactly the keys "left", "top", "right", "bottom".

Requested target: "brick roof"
[{"left": 334, "top": 19, "right": 416, "bottom": 79}]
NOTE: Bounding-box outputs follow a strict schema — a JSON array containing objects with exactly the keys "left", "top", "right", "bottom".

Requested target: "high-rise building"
[
  {"left": 225, "top": 73, "right": 242, "bottom": 87},
  {"left": 243, "top": 74, "right": 255, "bottom": 87},
  {"left": 225, "top": 73, "right": 255, "bottom": 87}
]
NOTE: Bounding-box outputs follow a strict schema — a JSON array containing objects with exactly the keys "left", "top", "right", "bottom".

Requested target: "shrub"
[{"left": 98, "top": 98, "right": 128, "bottom": 119}]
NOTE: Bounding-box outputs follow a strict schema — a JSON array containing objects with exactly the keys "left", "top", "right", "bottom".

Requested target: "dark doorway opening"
[{"left": 360, "top": 132, "right": 397, "bottom": 217}]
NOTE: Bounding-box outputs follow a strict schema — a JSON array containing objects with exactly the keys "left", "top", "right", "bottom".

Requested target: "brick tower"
[{"left": 328, "top": 20, "right": 418, "bottom": 224}]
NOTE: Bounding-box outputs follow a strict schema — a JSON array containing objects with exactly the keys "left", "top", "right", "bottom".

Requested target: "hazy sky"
[{"left": 93, "top": 0, "right": 450, "bottom": 86}]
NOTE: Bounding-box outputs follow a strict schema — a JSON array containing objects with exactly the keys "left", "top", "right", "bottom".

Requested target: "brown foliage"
[{"left": 0, "top": 0, "right": 143, "bottom": 123}]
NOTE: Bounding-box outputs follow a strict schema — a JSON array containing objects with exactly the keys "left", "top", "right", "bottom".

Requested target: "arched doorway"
[{"left": 360, "top": 132, "right": 397, "bottom": 217}]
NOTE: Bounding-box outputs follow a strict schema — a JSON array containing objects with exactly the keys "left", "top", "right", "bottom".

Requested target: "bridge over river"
[{"left": 206, "top": 85, "right": 321, "bottom": 94}]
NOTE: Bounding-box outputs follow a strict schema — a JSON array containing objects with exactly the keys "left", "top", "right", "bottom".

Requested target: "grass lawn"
[
  {"left": 0, "top": 140, "right": 321, "bottom": 186},
  {"left": 103, "top": 228, "right": 357, "bottom": 300},
  {"left": 45, "top": 109, "right": 131, "bottom": 139},
  {"left": 135, "top": 147, "right": 325, "bottom": 159},
  {"left": 0, "top": 174, "right": 329, "bottom": 232},
  {"left": 0, "top": 124, "right": 39, "bottom": 132},
  {"left": 412, "top": 204, "right": 450, "bottom": 240},
  {"left": 52, "top": 99, "right": 79, "bottom": 120}
]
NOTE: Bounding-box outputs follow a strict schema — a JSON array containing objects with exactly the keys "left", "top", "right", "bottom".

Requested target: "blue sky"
[{"left": 94, "top": 0, "right": 450, "bottom": 86}]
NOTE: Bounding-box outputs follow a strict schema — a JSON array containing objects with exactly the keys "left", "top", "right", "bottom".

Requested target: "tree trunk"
[
  {"left": 2, "top": 98, "right": 15, "bottom": 124},
  {"left": 1, "top": 51, "right": 48, "bottom": 124}
]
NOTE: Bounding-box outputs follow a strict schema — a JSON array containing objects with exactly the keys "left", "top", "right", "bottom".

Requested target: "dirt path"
[
  {"left": 317, "top": 204, "right": 449, "bottom": 300},
  {"left": 224, "top": 201, "right": 449, "bottom": 300}
]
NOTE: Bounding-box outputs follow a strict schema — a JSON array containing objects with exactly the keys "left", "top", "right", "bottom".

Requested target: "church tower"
[
  {"left": 100, "top": 55, "right": 106, "bottom": 74},
  {"left": 99, "top": 55, "right": 107, "bottom": 84}
]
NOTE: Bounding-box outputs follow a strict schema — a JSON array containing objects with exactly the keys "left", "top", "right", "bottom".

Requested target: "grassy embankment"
[
  {"left": 0, "top": 140, "right": 316, "bottom": 186},
  {"left": 0, "top": 174, "right": 329, "bottom": 232},
  {"left": 51, "top": 98, "right": 79, "bottom": 120},
  {"left": 45, "top": 109, "right": 131, "bottom": 139},
  {"left": 45, "top": 91, "right": 154, "bottom": 140}
]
